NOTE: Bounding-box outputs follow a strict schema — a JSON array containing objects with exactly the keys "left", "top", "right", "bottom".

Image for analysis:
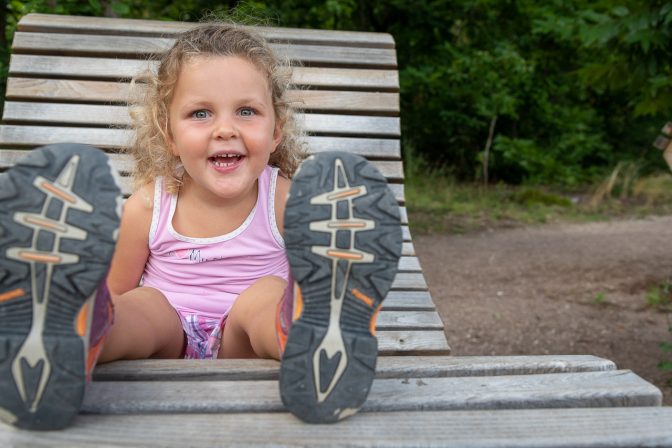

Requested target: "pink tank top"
[{"left": 141, "top": 166, "right": 290, "bottom": 319}]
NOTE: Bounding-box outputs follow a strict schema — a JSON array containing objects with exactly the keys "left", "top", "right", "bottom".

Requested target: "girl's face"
[{"left": 168, "top": 55, "right": 282, "bottom": 204}]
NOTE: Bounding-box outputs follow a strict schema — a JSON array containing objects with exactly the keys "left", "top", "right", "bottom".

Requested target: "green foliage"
[
  {"left": 512, "top": 188, "right": 572, "bottom": 207},
  {"left": 592, "top": 292, "right": 606, "bottom": 305},
  {"left": 645, "top": 280, "right": 672, "bottom": 311},
  {"left": 2, "top": 0, "right": 671, "bottom": 186}
]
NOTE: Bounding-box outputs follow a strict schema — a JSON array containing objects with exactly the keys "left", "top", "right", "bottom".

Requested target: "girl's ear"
[
  {"left": 271, "top": 121, "right": 283, "bottom": 153},
  {"left": 169, "top": 139, "right": 179, "bottom": 157},
  {"left": 167, "top": 126, "right": 179, "bottom": 157}
]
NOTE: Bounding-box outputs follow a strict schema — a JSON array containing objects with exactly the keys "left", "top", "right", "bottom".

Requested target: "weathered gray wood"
[
  {"left": 390, "top": 272, "right": 428, "bottom": 290},
  {"left": 93, "top": 355, "right": 617, "bottom": 382},
  {"left": 12, "top": 32, "right": 398, "bottom": 68},
  {"left": 0, "top": 140, "right": 401, "bottom": 166},
  {"left": 396, "top": 256, "right": 420, "bottom": 272},
  {"left": 376, "top": 310, "right": 443, "bottom": 330},
  {"left": 378, "top": 330, "right": 449, "bottom": 355},
  {"left": 9, "top": 55, "right": 399, "bottom": 90},
  {"left": 2, "top": 102, "right": 401, "bottom": 137},
  {"left": 5, "top": 408, "right": 672, "bottom": 448},
  {"left": 6, "top": 78, "right": 400, "bottom": 113},
  {"left": 0, "top": 135, "right": 403, "bottom": 179},
  {"left": 80, "top": 370, "right": 661, "bottom": 414},
  {"left": 18, "top": 13, "right": 396, "bottom": 48},
  {"left": 383, "top": 291, "right": 434, "bottom": 310}
]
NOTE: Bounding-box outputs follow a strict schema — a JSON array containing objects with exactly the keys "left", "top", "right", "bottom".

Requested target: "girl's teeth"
[{"left": 211, "top": 155, "right": 241, "bottom": 167}]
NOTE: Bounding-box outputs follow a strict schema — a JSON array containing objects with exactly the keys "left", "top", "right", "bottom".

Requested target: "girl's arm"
[
  {"left": 106, "top": 182, "right": 155, "bottom": 296},
  {"left": 274, "top": 175, "right": 291, "bottom": 236}
]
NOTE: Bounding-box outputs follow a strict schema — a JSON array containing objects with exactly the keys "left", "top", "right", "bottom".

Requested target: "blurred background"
[
  {"left": 2, "top": 0, "right": 671, "bottom": 400},
  {"left": 2, "top": 0, "right": 672, "bottom": 228}
]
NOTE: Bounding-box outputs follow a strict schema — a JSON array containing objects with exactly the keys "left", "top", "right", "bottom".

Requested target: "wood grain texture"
[
  {"left": 80, "top": 370, "right": 661, "bottom": 414},
  {"left": 12, "top": 32, "right": 397, "bottom": 67},
  {"left": 4, "top": 408, "right": 672, "bottom": 447},
  {"left": 6, "top": 78, "right": 400, "bottom": 113},
  {"left": 18, "top": 13, "right": 396, "bottom": 48},
  {"left": 1, "top": 16, "right": 669, "bottom": 448},
  {"left": 9, "top": 55, "right": 400, "bottom": 90},
  {"left": 2, "top": 102, "right": 401, "bottom": 137},
  {"left": 0, "top": 137, "right": 403, "bottom": 179},
  {"left": 378, "top": 330, "right": 449, "bottom": 355},
  {"left": 92, "top": 355, "right": 617, "bottom": 382}
]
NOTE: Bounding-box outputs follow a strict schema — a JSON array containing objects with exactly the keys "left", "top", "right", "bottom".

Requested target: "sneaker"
[
  {"left": 0, "top": 143, "right": 122, "bottom": 430},
  {"left": 279, "top": 151, "right": 402, "bottom": 423}
]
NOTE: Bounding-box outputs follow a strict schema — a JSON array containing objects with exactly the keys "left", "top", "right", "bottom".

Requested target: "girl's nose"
[{"left": 213, "top": 118, "right": 237, "bottom": 139}]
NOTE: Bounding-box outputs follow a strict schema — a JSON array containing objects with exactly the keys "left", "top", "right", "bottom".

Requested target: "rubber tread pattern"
[
  {"left": 280, "top": 151, "right": 402, "bottom": 423},
  {"left": 0, "top": 144, "right": 121, "bottom": 430}
]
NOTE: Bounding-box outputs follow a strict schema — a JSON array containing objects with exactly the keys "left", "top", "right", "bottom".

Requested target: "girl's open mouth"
[{"left": 209, "top": 154, "right": 244, "bottom": 168}]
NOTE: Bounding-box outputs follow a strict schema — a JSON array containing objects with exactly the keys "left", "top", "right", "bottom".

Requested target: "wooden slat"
[
  {"left": 80, "top": 370, "right": 661, "bottom": 414},
  {"left": 0, "top": 137, "right": 403, "bottom": 179},
  {"left": 9, "top": 55, "right": 399, "bottom": 90},
  {"left": 93, "top": 355, "right": 617, "bottom": 382},
  {"left": 0, "top": 140, "right": 401, "bottom": 167},
  {"left": 383, "top": 291, "right": 434, "bottom": 310},
  {"left": 12, "top": 32, "right": 397, "bottom": 68},
  {"left": 378, "top": 330, "right": 449, "bottom": 354},
  {"left": 2, "top": 102, "right": 401, "bottom": 137},
  {"left": 6, "top": 78, "right": 400, "bottom": 113},
  {"left": 391, "top": 273, "right": 428, "bottom": 290},
  {"left": 5, "top": 408, "right": 672, "bottom": 447},
  {"left": 377, "top": 311, "right": 443, "bottom": 330},
  {"left": 396, "top": 256, "right": 420, "bottom": 272},
  {"left": 18, "top": 13, "right": 397, "bottom": 48}
]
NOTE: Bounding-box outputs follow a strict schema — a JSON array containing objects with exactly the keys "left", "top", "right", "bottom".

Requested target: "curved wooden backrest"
[{"left": 0, "top": 13, "right": 449, "bottom": 355}]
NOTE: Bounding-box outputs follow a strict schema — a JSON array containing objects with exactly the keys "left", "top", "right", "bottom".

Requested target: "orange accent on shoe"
[
  {"left": 18, "top": 251, "right": 61, "bottom": 264},
  {"left": 327, "top": 221, "right": 366, "bottom": 229},
  {"left": 85, "top": 301, "right": 113, "bottom": 380},
  {"left": 352, "top": 288, "right": 374, "bottom": 307},
  {"left": 369, "top": 303, "right": 382, "bottom": 336},
  {"left": 327, "top": 187, "right": 362, "bottom": 200},
  {"left": 292, "top": 286, "right": 304, "bottom": 322},
  {"left": 276, "top": 285, "right": 304, "bottom": 356},
  {"left": 275, "top": 299, "right": 288, "bottom": 354},
  {"left": 41, "top": 181, "right": 76, "bottom": 204},
  {"left": 24, "top": 216, "right": 67, "bottom": 232},
  {"left": 0, "top": 288, "right": 26, "bottom": 302},
  {"left": 326, "top": 250, "right": 363, "bottom": 261},
  {"left": 76, "top": 302, "right": 90, "bottom": 337}
]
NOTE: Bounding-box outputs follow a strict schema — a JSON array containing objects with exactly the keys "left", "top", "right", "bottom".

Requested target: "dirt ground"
[{"left": 414, "top": 215, "right": 672, "bottom": 405}]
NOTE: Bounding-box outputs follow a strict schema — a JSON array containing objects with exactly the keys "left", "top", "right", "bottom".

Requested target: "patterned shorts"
[{"left": 176, "top": 312, "right": 226, "bottom": 359}]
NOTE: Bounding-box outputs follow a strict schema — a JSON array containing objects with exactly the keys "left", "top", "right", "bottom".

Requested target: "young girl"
[{"left": 0, "top": 22, "right": 402, "bottom": 429}]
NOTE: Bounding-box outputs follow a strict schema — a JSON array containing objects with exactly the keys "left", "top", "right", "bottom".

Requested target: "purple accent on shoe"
[
  {"left": 90, "top": 278, "right": 114, "bottom": 352},
  {"left": 278, "top": 276, "right": 295, "bottom": 341}
]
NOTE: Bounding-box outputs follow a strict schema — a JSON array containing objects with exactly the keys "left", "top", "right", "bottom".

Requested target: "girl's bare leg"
[
  {"left": 218, "top": 276, "right": 287, "bottom": 360},
  {"left": 98, "top": 287, "right": 185, "bottom": 363}
]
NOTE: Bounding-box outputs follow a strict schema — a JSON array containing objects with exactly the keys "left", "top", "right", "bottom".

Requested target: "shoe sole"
[
  {"left": 0, "top": 144, "right": 122, "bottom": 430},
  {"left": 280, "top": 152, "right": 402, "bottom": 423}
]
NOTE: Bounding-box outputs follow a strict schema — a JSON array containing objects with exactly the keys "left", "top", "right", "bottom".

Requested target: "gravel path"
[{"left": 415, "top": 215, "right": 672, "bottom": 404}]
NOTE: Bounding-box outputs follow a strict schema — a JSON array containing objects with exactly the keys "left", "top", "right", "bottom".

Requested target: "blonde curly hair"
[{"left": 127, "top": 22, "right": 305, "bottom": 194}]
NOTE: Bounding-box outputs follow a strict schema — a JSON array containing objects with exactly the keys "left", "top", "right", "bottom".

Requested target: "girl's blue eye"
[
  {"left": 192, "top": 110, "right": 208, "bottom": 119},
  {"left": 239, "top": 108, "right": 255, "bottom": 117}
]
